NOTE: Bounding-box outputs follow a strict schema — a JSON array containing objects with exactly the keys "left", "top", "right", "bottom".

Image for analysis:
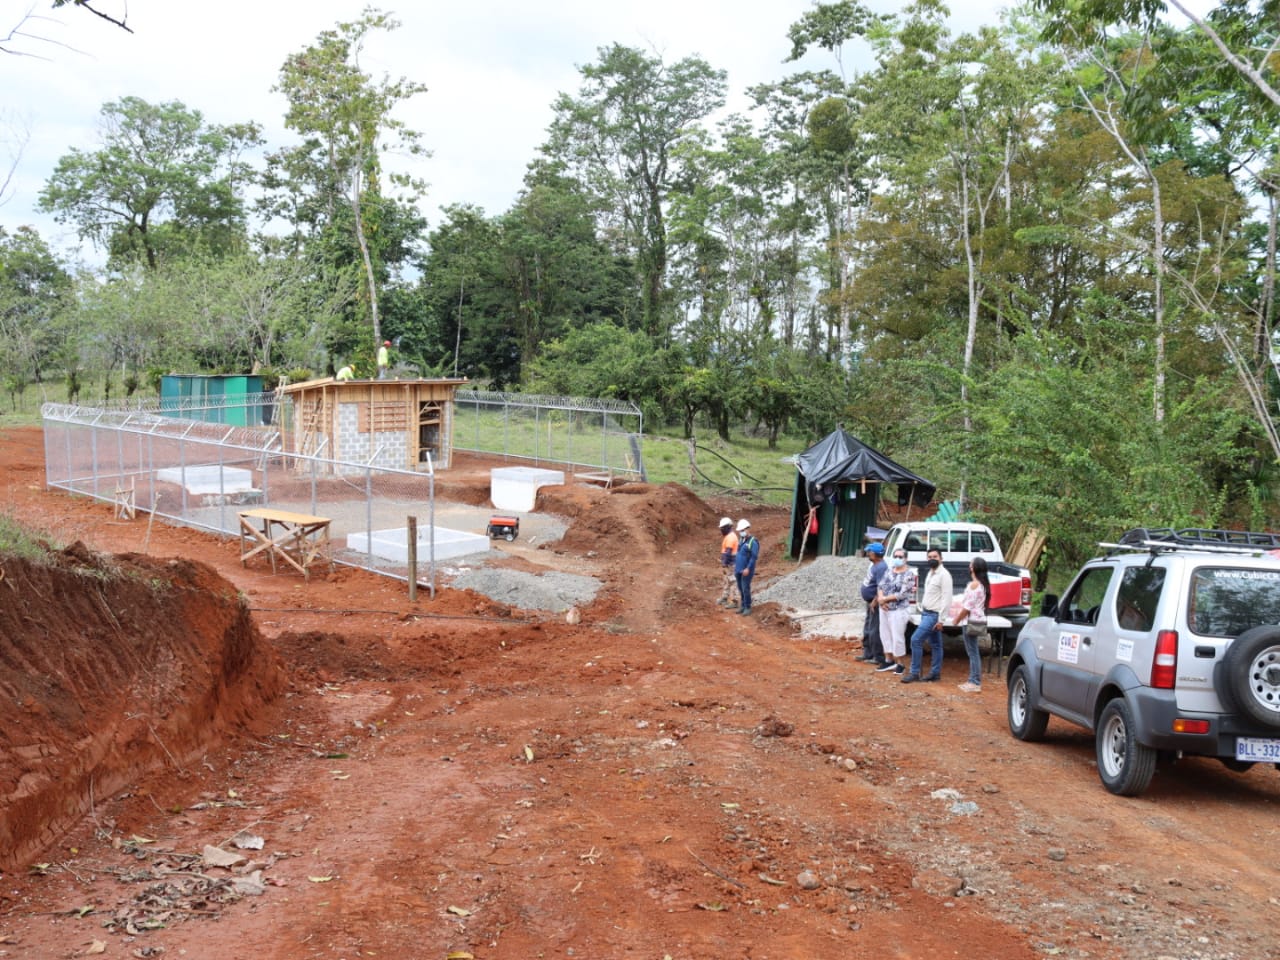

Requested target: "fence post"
[
  {"left": 364, "top": 464, "right": 374, "bottom": 568},
  {"left": 407, "top": 515, "right": 418, "bottom": 601},
  {"left": 428, "top": 454, "right": 436, "bottom": 599}
]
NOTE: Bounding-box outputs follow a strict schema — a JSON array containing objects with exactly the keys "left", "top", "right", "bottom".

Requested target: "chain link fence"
[
  {"left": 41, "top": 401, "right": 454, "bottom": 591},
  {"left": 40, "top": 388, "right": 643, "bottom": 589},
  {"left": 453, "top": 390, "right": 644, "bottom": 481}
]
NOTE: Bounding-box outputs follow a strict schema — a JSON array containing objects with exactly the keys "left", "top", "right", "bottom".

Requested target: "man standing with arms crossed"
[{"left": 903, "top": 547, "right": 953, "bottom": 683}]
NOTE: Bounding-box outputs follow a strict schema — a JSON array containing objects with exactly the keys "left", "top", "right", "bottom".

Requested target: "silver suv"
[{"left": 1006, "top": 528, "right": 1280, "bottom": 795}]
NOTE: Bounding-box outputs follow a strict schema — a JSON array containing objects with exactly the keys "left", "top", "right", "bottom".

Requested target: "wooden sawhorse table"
[{"left": 238, "top": 507, "right": 333, "bottom": 579}]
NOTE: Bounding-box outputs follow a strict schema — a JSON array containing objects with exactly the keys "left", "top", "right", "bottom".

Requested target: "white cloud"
[{"left": 0, "top": 0, "right": 1011, "bottom": 262}]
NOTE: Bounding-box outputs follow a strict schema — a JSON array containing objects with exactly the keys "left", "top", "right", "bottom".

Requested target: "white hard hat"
[
  {"left": 736, "top": 518, "right": 751, "bottom": 532},
  {"left": 719, "top": 517, "right": 732, "bottom": 528}
]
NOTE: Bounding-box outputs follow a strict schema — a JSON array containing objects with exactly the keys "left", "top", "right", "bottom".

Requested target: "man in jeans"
[
  {"left": 858, "top": 543, "right": 888, "bottom": 665},
  {"left": 903, "top": 547, "right": 953, "bottom": 683}
]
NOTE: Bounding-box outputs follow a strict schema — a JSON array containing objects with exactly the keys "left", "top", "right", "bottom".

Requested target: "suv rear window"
[{"left": 1188, "top": 566, "right": 1280, "bottom": 637}]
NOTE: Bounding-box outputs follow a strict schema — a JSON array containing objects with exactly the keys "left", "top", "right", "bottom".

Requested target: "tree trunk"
[{"left": 350, "top": 169, "right": 381, "bottom": 346}]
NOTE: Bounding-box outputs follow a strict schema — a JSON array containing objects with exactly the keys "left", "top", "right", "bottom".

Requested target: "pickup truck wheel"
[
  {"left": 1096, "top": 699, "right": 1157, "bottom": 796},
  {"left": 1219, "top": 626, "right": 1280, "bottom": 729},
  {"left": 1008, "top": 665, "right": 1049, "bottom": 741}
]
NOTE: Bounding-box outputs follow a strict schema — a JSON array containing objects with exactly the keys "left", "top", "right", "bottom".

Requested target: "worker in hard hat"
[
  {"left": 716, "top": 517, "right": 740, "bottom": 608},
  {"left": 733, "top": 518, "right": 760, "bottom": 615},
  {"left": 335, "top": 363, "right": 355, "bottom": 381},
  {"left": 377, "top": 339, "right": 391, "bottom": 379}
]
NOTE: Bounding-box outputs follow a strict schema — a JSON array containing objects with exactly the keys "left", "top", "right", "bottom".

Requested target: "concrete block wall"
[{"left": 334, "top": 403, "right": 410, "bottom": 474}]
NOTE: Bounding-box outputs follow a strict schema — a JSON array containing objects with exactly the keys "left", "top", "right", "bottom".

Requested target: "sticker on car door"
[
  {"left": 1116, "top": 638, "right": 1134, "bottom": 662},
  {"left": 1058, "top": 632, "right": 1082, "bottom": 664}
]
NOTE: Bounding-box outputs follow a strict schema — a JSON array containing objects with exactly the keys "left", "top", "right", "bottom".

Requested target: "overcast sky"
[{"left": 0, "top": 0, "right": 1013, "bottom": 266}]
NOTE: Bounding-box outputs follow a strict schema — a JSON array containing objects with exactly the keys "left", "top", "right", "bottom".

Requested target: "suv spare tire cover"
[{"left": 1219, "top": 625, "right": 1280, "bottom": 730}]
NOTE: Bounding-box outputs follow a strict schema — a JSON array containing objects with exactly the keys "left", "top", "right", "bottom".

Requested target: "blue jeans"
[
  {"left": 963, "top": 626, "right": 986, "bottom": 685},
  {"left": 863, "top": 602, "right": 884, "bottom": 662},
  {"left": 736, "top": 571, "right": 753, "bottom": 610},
  {"left": 910, "top": 612, "right": 943, "bottom": 678}
]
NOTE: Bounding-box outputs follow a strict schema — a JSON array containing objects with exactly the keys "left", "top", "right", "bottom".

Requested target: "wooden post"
[
  {"left": 407, "top": 516, "right": 418, "bottom": 602},
  {"left": 796, "top": 506, "right": 816, "bottom": 565},
  {"left": 143, "top": 494, "right": 162, "bottom": 553}
]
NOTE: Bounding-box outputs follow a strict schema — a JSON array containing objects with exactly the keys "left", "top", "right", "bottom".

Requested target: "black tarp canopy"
[
  {"left": 789, "top": 429, "right": 935, "bottom": 557},
  {"left": 796, "top": 428, "right": 935, "bottom": 508}
]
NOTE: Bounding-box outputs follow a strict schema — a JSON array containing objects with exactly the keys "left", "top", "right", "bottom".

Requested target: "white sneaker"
[{"left": 957, "top": 682, "right": 981, "bottom": 692}]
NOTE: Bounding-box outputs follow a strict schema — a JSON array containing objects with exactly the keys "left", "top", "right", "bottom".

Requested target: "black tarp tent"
[{"left": 788, "top": 429, "right": 936, "bottom": 558}]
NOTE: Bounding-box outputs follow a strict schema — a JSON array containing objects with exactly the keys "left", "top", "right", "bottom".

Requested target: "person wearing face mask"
[
  {"left": 903, "top": 547, "right": 954, "bottom": 683},
  {"left": 875, "top": 549, "right": 918, "bottom": 674},
  {"left": 857, "top": 542, "right": 888, "bottom": 666},
  {"left": 733, "top": 518, "right": 759, "bottom": 615}
]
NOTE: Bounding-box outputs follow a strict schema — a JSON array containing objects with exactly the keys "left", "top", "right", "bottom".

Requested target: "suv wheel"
[
  {"left": 1007, "top": 665, "right": 1049, "bottom": 741},
  {"left": 1096, "top": 698, "right": 1157, "bottom": 796},
  {"left": 1220, "top": 626, "right": 1280, "bottom": 730}
]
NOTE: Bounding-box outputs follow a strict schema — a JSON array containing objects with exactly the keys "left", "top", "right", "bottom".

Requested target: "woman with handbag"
[{"left": 952, "top": 556, "right": 991, "bottom": 692}]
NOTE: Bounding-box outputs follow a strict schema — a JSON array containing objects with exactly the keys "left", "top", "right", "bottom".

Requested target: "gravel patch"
[
  {"left": 448, "top": 568, "right": 601, "bottom": 613},
  {"left": 757, "top": 555, "right": 873, "bottom": 640}
]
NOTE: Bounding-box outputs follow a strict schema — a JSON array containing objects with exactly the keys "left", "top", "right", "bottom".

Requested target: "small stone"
[
  {"left": 1047, "top": 848, "right": 1067, "bottom": 862},
  {"left": 797, "top": 869, "right": 821, "bottom": 890},
  {"left": 843, "top": 758, "right": 858, "bottom": 771},
  {"left": 981, "top": 783, "right": 1000, "bottom": 794}
]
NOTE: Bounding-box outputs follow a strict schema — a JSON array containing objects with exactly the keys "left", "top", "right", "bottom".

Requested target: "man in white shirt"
[{"left": 903, "top": 547, "right": 953, "bottom": 683}]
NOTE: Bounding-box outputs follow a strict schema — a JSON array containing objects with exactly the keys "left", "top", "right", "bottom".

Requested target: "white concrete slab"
[
  {"left": 491, "top": 466, "right": 565, "bottom": 513},
  {"left": 156, "top": 465, "right": 255, "bottom": 495},
  {"left": 347, "top": 525, "right": 490, "bottom": 563}
]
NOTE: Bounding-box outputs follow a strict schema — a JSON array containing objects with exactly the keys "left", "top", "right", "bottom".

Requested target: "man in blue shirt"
[
  {"left": 858, "top": 542, "right": 888, "bottom": 666},
  {"left": 734, "top": 518, "right": 759, "bottom": 616}
]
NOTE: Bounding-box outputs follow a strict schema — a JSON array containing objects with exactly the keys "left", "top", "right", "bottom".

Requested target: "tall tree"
[
  {"left": 783, "top": 1, "right": 885, "bottom": 363},
  {"left": 0, "top": 225, "right": 71, "bottom": 386},
  {"left": 273, "top": 6, "right": 428, "bottom": 346},
  {"left": 37, "top": 97, "right": 260, "bottom": 269},
  {"left": 543, "top": 44, "right": 726, "bottom": 340}
]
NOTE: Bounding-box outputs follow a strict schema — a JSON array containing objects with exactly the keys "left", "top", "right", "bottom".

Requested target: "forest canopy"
[{"left": 3, "top": 0, "right": 1280, "bottom": 568}]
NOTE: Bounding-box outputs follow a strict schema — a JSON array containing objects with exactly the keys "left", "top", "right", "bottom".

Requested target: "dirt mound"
[
  {"left": 538, "top": 481, "right": 716, "bottom": 560},
  {"left": 0, "top": 545, "right": 284, "bottom": 870}
]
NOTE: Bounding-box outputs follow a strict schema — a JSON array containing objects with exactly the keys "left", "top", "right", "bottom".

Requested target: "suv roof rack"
[{"left": 1105, "top": 527, "right": 1280, "bottom": 556}]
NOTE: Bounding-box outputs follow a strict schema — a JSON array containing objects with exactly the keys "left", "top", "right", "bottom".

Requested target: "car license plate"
[{"left": 1235, "top": 737, "right": 1280, "bottom": 762}]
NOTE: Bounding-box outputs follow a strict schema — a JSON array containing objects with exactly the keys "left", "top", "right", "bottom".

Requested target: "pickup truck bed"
[{"left": 907, "top": 559, "right": 1029, "bottom": 640}]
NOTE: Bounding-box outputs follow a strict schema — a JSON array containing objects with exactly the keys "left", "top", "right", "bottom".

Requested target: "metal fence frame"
[
  {"left": 453, "top": 389, "right": 645, "bottom": 480},
  {"left": 41, "top": 401, "right": 447, "bottom": 592},
  {"left": 39, "top": 387, "right": 644, "bottom": 588}
]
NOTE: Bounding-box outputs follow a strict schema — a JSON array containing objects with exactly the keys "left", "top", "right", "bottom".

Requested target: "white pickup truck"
[{"left": 881, "top": 521, "right": 1033, "bottom": 639}]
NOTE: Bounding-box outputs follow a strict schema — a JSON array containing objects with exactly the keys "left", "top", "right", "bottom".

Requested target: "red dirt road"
[{"left": 1, "top": 423, "right": 1278, "bottom": 960}]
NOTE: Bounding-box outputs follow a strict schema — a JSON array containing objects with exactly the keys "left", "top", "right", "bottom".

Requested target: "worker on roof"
[
  {"left": 335, "top": 363, "right": 355, "bottom": 381},
  {"left": 377, "top": 340, "right": 391, "bottom": 380}
]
